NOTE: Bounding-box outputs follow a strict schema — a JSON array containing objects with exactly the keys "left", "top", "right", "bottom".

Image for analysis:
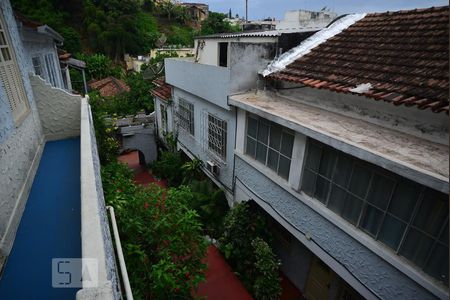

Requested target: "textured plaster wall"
[
  {"left": 234, "top": 156, "right": 437, "bottom": 300},
  {"left": 229, "top": 42, "right": 275, "bottom": 93},
  {"left": 22, "top": 32, "right": 64, "bottom": 89},
  {"left": 173, "top": 88, "right": 235, "bottom": 191},
  {"left": 31, "top": 75, "right": 81, "bottom": 140},
  {"left": 88, "top": 109, "right": 121, "bottom": 299},
  {"left": 0, "top": 0, "right": 44, "bottom": 256}
]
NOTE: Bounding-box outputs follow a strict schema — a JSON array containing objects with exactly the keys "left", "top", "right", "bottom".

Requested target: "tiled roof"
[
  {"left": 269, "top": 6, "right": 449, "bottom": 113},
  {"left": 88, "top": 76, "right": 130, "bottom": 97},
  {"left": 151, "top": 77, "right": 172, "bottom": 101}
]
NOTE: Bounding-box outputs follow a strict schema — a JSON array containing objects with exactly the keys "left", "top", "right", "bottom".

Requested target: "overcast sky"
[{"left": 184, "top": 0, "right": 449, "bottom": 20}]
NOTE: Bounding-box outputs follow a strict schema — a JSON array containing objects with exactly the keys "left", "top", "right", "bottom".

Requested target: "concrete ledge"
[{"left": 79, "top": 98, "right": 116, "bottom": 299}]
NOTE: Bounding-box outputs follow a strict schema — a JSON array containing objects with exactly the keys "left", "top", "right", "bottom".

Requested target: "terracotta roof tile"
[
  {"left": 151, "top": 77, "right": 172, "bottom": 101},
  {"left": 269, "top": 6, "right": 449, "bottom": 113},
  {"left": 88, "top": 76, "right": 130, "bottom": 97}
]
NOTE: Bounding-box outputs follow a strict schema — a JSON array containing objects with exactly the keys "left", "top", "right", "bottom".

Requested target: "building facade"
[{"left": 156, "top": 6, "right": 449, "bottom": 300}]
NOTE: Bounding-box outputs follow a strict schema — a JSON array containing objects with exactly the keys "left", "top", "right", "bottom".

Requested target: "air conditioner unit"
[{"left": 206, "top": 160, "right": 219, "bottom": 176}]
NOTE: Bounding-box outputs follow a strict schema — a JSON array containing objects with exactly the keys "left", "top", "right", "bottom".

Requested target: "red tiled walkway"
[
  {"left": 195, "top": 245, "right": 253, "bottom": 300},
  {"left": 117, "top": 151, "right": 256, "bottom": 300},
  {"left": 118, "top": 151, "right": 167, "bottom": 188}
]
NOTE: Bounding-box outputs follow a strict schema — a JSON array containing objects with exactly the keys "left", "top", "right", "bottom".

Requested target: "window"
[
  {"left": 207, "top": 113, "right": 227, "bottom": 159},
  {"left": 245, "top": 114, "right": 294, "bottom": 180},
  {"left": 160, "top": 104, "right": 167, "bottom": 133},
  {"left": 32, "top": 56, "right": 43, "bottom": 76},
  {"left": 218, "top": 42, "right": 228, "bottom": 67},
  {"left": 0, "top": 14, "right": 29, "bottom": 123},
  {"left": 301, "top": 139, "right": 449, "bottom": 284},
  {"left": 177, "top": 98, "right": 194, "bottom": 135},
  {"left": 44, "top": 54, "right": 57, "bottom": 87}
]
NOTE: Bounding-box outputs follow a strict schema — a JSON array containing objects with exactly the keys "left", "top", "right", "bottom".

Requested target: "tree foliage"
[{"left": 200, "top": 12, "right": 241, "bottom": 36}]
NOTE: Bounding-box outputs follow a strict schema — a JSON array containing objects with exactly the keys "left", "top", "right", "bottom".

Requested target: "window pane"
[
  {"left": 280, "top": 132, "right": 294, "bottom": 157},
  {"left": 348, "top": 163, "right": 371, "bottom": 198},
  {"left": 360, "top": 205, "right": 383, "bottom": 236},
  {"left": 0, "top": 32, "right": 5, "bottom": 45},
  {"left": 342, "top": 195, "right": 363, "bottom": 225},
  {"left": 366, "top": 174, "right": 395, "bottom": 210},
  {"left": 400, "top": 228, "right": 434, "bottom": 268},
  {"left": 305, "top": 142, "right": 322, "bottom": 171},
  {"left": 302, "top": 169, "right": 316, "bottom": 196},
  {"left": 258, "top": 120, "right": 270, "bottom": 144},
  {"left": 246, "top": 137, "right": 256, "bottom": 158},
  {"left": 378, "top": 215, "right": 406, "bottom": 250},
  {"left": 424, "top": 243, "right": 449, "bottom": 283},
  {"left": 256, "top": 142, "right": 267, "bottom": 164},
  {"left": 269, "top": 124, "right": 282, "bottom": 150},
  {"left": 247, "top": 116, "right": 258, "bottom": 138},
  {"left": 328, "top": 184, "right": 347, "bottom": 215},
  {"left": 267, "top": 149, "right": 279, "bottom": 172},
  {"left": 332, "top": 154, "right": 352, "bottom": 187},
  {"left": 319, "top": 147, "right": 336, "bottom": 179},
  {"left": 315, "top": 176, "right": 330, "bottom": 204},
  {"left": 413, "top": 190, "right": 448, "bottom": 237},
  {"left": 278, "top": 155, "right": 291, "bottom": 180},
  {"left": 388, "top": 180, "right": 420, "bottom": 222},
  {"left": 439, "top": 222, "right": 448, "bottom": 245},
  {"left": 1, "top": 48, "right": 11, "bottom": 61}
]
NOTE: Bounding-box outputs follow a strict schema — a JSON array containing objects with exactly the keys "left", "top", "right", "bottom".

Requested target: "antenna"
[{"left": 245, "top": 0, "right": 248, "bottom": 22}]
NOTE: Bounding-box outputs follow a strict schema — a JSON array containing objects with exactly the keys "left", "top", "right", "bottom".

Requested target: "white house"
[{"left": 157, "top": 5, "right": 449, "bottom": 300}]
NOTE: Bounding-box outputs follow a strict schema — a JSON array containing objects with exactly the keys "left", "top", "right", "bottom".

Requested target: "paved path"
[{"left": 0, "top": 138, "right": 81, "bottom": 300}]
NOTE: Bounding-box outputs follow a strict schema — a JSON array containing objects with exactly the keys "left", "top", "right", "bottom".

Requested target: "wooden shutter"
[{"left": 0, "top": 13, "right": 29, "bottom": 123}]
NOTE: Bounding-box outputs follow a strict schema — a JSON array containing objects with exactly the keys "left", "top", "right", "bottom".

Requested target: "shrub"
[
  {"left": 219, "top": 202, "right": 281, "bottom": 298},
  {"left": 101, "top": 162, "right": 208, "bottom": 299},
  {"left": 151, "top": 151, "right": 184, "bottom": 186},
  {"left": 252, "top": 237, "right": 282, "bottom": 300}
]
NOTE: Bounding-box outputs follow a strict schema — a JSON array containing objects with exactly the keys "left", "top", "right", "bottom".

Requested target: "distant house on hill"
[{"left": 88, "top": 76, "right": 130, "bottom": 97}]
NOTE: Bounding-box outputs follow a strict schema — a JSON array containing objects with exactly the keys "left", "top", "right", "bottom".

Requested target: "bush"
[
  {"left": 252, "top": 238, "right": 282, "bottom": 300},
  {"left": 219, "top": 202, "right": 281, "bottom": 298},
  {"left": 101, "top": 162, "right": 208, "bottom": 299},
  {"left": 151, "top": 151, "right": 184, "bottom": 186}
]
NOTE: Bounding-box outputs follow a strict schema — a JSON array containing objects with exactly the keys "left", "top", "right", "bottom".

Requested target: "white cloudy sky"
[{"left": 184, "top": 0, "right": 449, "bottom": 20}]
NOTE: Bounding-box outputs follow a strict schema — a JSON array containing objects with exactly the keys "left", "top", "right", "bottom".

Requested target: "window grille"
[
  {"left": 0, "top": 14, "right": 29, "bottom": 123},
  {"left": 177, "top": 98, "right": 194, "bottom": 135},
  {"left": 245, "top": 113, "right": 294, "bottom": 180},
  {"left": 32, "top": 56, "right": 43, "bottom": 76},
  {"left": 301, "top": 139, "right": 449, "bottom": 284},
  {"left": 203, "top": 113, "right": 227, "bottom": 160},
  {"left": 45, "top": 54, "right": 57, "bottom": 87}
]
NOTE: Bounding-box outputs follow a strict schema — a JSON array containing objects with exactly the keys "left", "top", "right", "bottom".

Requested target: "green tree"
[{"left": 200, "top": 12, "right": 240, "bottom": 35}]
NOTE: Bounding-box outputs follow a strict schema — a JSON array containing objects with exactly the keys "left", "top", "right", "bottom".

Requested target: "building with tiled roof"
[
  {"left": 88, "top": 76, "right": 130, "bottom": 97},
  {"left": 159, "top": 5, "right": 448, "bottom": 300},
  {"left": 265, "top": 6, "right": 449, "bottom": 113},
  {"left": 151, "top": 77, "right": 174, "bottom": 140}
]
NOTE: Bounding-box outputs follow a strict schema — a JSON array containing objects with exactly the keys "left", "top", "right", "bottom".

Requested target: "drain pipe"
[{"left": 107, "top": 206, "right": 133, "bottom": 300}]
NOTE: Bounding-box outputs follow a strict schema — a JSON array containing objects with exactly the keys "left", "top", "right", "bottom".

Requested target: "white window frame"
[
  {"left": 159, "top": 103, "right": 167, "bottom": 133},
  {"left": 177, "top": 98, "right": 194, "bottom": 135},
  {"left": 32, "top": 56, "right": 43, "bottom": 77},
  {"left": 207, "top": 113, "right": 227, "bottom": 160},
  {"left": 0, "top": 13, "right": 29, "bottom": 124},
  {"left": 301, "top": 138, "right": 449, "bottom": 285},
  {"left": 44, "top": 53, "right": 57, "bottom": 87}
]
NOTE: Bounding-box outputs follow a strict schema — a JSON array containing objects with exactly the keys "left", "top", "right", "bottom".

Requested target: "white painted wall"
[{"left": 195, "top": 37, "right": 277, "bottom": 66}]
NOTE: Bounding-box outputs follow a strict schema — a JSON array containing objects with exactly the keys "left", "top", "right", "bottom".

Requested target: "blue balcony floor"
[{"left": 0, "top": 137, "right": 81, "bottom": 299}]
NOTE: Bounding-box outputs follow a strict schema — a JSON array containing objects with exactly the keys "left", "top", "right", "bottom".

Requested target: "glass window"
[
  {"left": 32, "top": 56, "right": 43, "bottom": 76},
  {"left": 301, "top": 139, "right": 449, "bottom": 284},
  {"left": 208, "top": 114, "right": 227, "bottom": 159},
  {"left": 245, "top": 113, "right": 295, "bottom": 180},
  {"left": 177, "top": 98, "right": 194, "bottom": 135}
]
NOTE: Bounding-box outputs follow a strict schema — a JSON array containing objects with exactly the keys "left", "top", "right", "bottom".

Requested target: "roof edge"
[{"left": 260, "top": 13, "right": 366, "bottom": 77}]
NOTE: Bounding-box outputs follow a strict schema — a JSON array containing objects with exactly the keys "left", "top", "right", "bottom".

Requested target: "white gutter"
[
  {"left": 106, "top": 206, "right": 133, "bottom": 300},
  {"left": 261, "top": 13, "right": 366, "bottom": 77}
]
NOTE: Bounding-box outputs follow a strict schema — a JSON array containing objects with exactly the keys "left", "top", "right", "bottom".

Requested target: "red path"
[{"left": 117, "top": 151, "right": 253, "bottom": 299}]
